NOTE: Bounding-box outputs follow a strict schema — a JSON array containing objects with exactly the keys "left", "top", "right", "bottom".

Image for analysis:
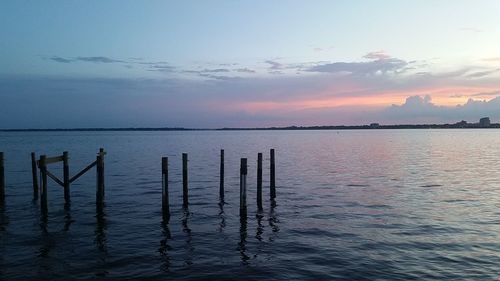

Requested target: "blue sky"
[{"left": 1, "top": 1, "right": 500, "bottom": 128}]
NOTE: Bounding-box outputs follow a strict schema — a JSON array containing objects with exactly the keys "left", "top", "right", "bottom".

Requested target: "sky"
[{"left": 1, "top": 0, "right": 500, "bottom": 128}]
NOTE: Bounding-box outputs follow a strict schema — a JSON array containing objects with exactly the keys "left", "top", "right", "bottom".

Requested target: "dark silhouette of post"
[
  {"left": 162, "top": 157, "right": 170, "bottom": 222},
  {"left": 270, "top": 149, "right": 276, "bottom": 199},
  {"left": 40, "top": 155, "right": 48, "bottom": 214},
  {"left": 182, "top": 153, "right": 188, "bottom": 208},
  {"left": 240, "top": 158, "right": 247, "bottom": 217},
  {"left": 96, "top": 148, "right": 105, "bottom": 206},
  {"left": 63, "top": 151, "right": 70, "bottom": 203},
  {"left": 31, "top": 152, "right": 38, "bottom": 200},
  {"left": 219, "top": 149, "right": 224, "bottom": 200},
  {"left": 0, "top": 152, "right": 4, "bottom": 201},
  {"left": 257, "top": 153, "right": 263, "bottom": 210}
]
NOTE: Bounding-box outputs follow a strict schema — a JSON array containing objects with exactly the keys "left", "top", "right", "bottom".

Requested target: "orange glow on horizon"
[{"left": 217, "top": 85, "right": 500, "bottom": 113}]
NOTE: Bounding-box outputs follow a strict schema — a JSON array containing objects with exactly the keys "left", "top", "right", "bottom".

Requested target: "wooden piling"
[
  {"left": 63, "top": 151, "right": 70, "bottom": 203},
  {"left": 270, "top": 149, "right": 276, "bottom": 199},
  {"left": 31, "top": 152, "right": 39, "bottom": 200},
  {"left": 162, "top": 157, "right": 170, "bottom": 222},
  {"left": 96, "top": 148, "right": 105, "bottom": 205},
  {"left": 219, "top": 149, "right": 224, "bottom": 200},
  {"left": 0, "top": 152, "right": 4, "bottom": 201},
  {"left": 240, "top": 158, "right": 247, "bottom": 217},
  {"left": 182, "top": 153, "right": 188, "bottom": 208},
  {"left": 257, "top": 153, "right": 263, "bottom": 210},
  {"left": 40, "top": 155, "right": 48, "bottom": 214}
]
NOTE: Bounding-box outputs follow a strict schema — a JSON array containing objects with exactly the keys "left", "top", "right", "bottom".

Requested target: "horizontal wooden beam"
[
  {"left": 45, "top": 155, "right": 64, "bottom": 165},
  {"left": 37, "top": 155, "right": 64, "bottom": 166}
]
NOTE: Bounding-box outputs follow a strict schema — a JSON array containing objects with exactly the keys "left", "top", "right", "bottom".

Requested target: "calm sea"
[{"left": 0, "top": 130, "right": 499, "bottom": 280}]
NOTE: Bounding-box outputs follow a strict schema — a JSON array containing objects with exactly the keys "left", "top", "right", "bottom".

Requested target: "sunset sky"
[{"left": 1, "top": 0, "right": 500, "bottom": 128}]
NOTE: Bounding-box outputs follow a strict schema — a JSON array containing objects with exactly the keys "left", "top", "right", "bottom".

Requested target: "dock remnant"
[
  {"left": 31, "top": 152, "right": 39, "bottom": 200},
  {"left": 162, "top": 157, "right": 170, "bottom": 222},
  {"left": 182, "top": 153, "right": 188, "bottom": 208},
  {"left": 240, "top": 158, "right": 247, "bottom": 217},
  {"left": 0, "top": 152, "right": 4, "bottom": 201},
  {"left": 96, "top": 148, "right": 105, "bottom": 206},
  {"left": 257, "top": 153, "right": 263, "bottom": 210},
  {"left": 35, "top": 148, "right": 106, "bottom": 214},
  {"left": 270, "top": 149, "right": 276, "bottom": 199},
  {"left": 219, "top": 149, "right": 224, "bottom": 201}
]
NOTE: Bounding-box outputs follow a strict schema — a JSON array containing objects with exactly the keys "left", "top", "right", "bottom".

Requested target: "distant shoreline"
[{"left": 1, "top": 124, "right": 499, "bottom": 132}]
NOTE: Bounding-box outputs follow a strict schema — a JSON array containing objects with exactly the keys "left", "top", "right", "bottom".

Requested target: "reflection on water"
[
  {"left": 182, "top": 209, "right": 193, "bottom": 267},
  {"left": 1, "top": 130, "right": 500, "bottom": 280},
  {"left": 159, "top": 221, "right": 171, "bottom": 272},
  {"left": 94, "top": 204, "right": 108, "bottom": 277},
  {"left": 37, "top": 212, "right": 51, "bottom": 261},
  {"left": 218, "top": 201, "right": 226, "bottom": 232},
  {"left": 0, "top": 199, "right": 7, "bottom": 231},
  {"left": 255, "top": 212, "right": 264, "bottom": 241},
  {"left": 238, "top": 216, "right": 249, "bottom": 265},
  {"left": 0, "top": 200, "right": 7, "bottom": 280},
  {"left": 268, "top": 200, "right": 280, "bottom": 241},
  {"left": 63, "top": 203, "right": 74, "bottom": 231}
]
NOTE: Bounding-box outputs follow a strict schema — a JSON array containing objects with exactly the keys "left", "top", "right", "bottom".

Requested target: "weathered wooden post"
[
  {"left": 270, "top": 149, "right": 276, "bottom": 199},
  {"left": 0, "top": 152, "right": 4, "bottom": 201},
  {"left": 182, "top": 153, "right": 188, "bottom": 208},
  {"left": 63, "top": 151, "right": 70, "bottom": 203},
  {"left": 162, "top": 157, "right": 170, "bottom": 222},
  {"left": 219, "top": 149, "right": 224, "bottom": 200},
  {"left": 257, "top": 153, "right": 263, "bottom": 210},
  {"left": 96, "top": 148, "right": 105, "bottom": 205},
  {"left": 31, "top": 152, "right": 39, "bottom": 200},
  {"left": 240, "top": 158, "right": 247, "bottom": 217},
  {"left": 39, "top": 155, "right": 48, "bottom": 214}
]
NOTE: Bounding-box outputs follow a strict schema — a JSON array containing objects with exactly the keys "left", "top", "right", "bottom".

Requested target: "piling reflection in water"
[
  {"left": 218, "top": 201, "right": 226, "bottom": 232},
  {"left": 159, "top": 221, "right": 171, "bottom": 272},
  {"left": 94, "top": 204, "right": 108, "bottom": 277},
  {"left": 0, "top": 198, "right": 7, "bottom": 232},
  {"left": 255, "top": 212, "right": 264, "bottom": 241},
  {"left": 238, "top": 216, "right": 249, "bottom": 265},
  {"left": 38, "top": 211, "right": 50, "bottom": 258},
  {"left": 268, "top": 200, "right": 280, "bottom": 241},
  {"left": 182, "top": 209, "right": 193, "bottom": 267},
  {"left": 0, "top": 201, "right": 5, "bottom": 281},
  {"left": 63, "top": 203, "right": 74, "bottom": 232}
]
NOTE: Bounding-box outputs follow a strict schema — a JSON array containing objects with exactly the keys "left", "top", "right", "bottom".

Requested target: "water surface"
[{"left": 0, "top": 130, "right": 499, "bottom": 280}]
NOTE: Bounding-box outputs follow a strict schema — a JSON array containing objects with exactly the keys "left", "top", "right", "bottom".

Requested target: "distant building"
[
  {"left": 370, "top": 123, "right": 380, "bottom": 128},
  {"left": 479, "top": 117, "right": 491, "bottom": 127}
]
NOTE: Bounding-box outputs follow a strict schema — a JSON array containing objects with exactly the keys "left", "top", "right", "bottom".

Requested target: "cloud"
[
  {"left": 235, "top": 68, "right": 256, "bottom": 73},
  {"left": 466, "top": 69, "right": 499, "bottom": 78},
  {"left": 147, "top": 64, "right": 175, "bottom": 72},
  {"left": 307, "top": 58, "right": 408, "bottom": 75},
  {"left": 470, "top": 89, "right": 500, "bottom": 97},
  {"left": 459, "top": 27, "right": 483, "bottom": 33},
  {"left": 76, "top": 56, "right": 124, "bottom": 63},
  {"left": 28, "top": 52, "right": 500, "bottom": 127},
  {"left": 388, "top": 95, "right": 436, "bottom": 111},
  {"left": 382, "top": 95, "right": 500, "bottom": 124},
  {"left": 264, "top": 60, "right": 283, "bottom": 70},
  {"left": 49, "top": 55, "right": 125, "bottom": 64},
  {"left": 202, "top": 68, "right": 230, "bottom": 73},
  {"left": 199, "top": 74, "right": 240, "bottom": 81},
  {"left": 50, "top": 56, "right": 72, "bottom": 63},
  {"left": 483, "top": 57, "right": 500, "bottom": 62},
  {"left": 363, "top": 51, "right": 391, "bottom": 60}
]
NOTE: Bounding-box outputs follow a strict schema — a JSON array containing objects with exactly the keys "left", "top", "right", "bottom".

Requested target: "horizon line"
[{"left": 1, "top": 123, "right": 499, "bottom": 132}]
